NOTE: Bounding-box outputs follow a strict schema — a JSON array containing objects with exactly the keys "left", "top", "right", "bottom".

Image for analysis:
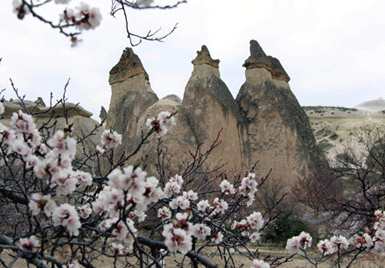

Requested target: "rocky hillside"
[{"left": 305, "top": 103, "right": 385, "bottom": 165}]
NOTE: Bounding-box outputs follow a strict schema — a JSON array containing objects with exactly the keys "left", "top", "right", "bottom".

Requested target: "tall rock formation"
[
  {"left": 236, "top": 40, "right": 327, "bottom": 189},
  {"left": 106, "top": 42, "right": 327, "bottom": 197},
  {"left": 182, "top": 46, "right": 244, "bottom": 172},
  {"left": 106, "top": 48, "right": 159, "bottom": 155}
]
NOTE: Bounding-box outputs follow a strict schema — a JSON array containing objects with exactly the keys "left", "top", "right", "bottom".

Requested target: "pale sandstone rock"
[
  {"left": 105, "top": 42, "right": 326, "bottom": 200},
  {"left": 134, "top": 98, "right": 197, "bottom": 175},
  {"left": 106, "top": 48, "right": 158, "bottom": 156},
  {"left": 0, "top": 102, "right": 102, "bottom": 163},
  {"left": 182, "top": 46, "right": 244, "bottom": 173},
  {"left": 1, "top": 100, "right": 92, "bottom": 118}
]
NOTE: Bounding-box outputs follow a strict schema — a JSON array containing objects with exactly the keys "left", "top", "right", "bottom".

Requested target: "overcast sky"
[{"left": 1, "top": 0, "right": 385, "bottom": 120}]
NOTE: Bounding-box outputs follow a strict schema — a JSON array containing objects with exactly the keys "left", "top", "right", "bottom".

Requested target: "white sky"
[{"left": 1, "top": 0, "right": 385, "bottom": 120}]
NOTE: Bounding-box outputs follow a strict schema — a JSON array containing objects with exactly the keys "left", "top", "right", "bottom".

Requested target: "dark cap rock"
[
  {"left": 109, "top": 48, "right": 149, "bottom": 85},
  {"left": 191, "top": 45, "right": 220, "bottom": 68},
  {"left": 99, "top": 106, "right": 107, "bottom": 121},
  {"left": 243, "top": 40, "right": 290, "bottom": 82}
]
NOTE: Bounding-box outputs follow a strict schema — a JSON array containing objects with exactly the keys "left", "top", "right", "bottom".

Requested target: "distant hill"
[
  {"left": 304, "top": 103, "right": 385, "bottom": 165},
  {"left": 355, "top": 97, "right": 385, "bottom": 112}
]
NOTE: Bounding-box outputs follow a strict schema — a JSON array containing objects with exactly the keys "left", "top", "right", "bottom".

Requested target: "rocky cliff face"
[{"left": 106, "top": 41, "right": 327, "bottom": 193}]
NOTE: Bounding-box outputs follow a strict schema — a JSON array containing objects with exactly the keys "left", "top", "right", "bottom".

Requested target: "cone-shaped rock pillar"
[
  {"left": 236, "top": 40, "right": 327, "bottom": 190},
  {"left": 106, "top": 48, "right": 158, "bottom": 154},
  {"left": 182, "top": 45, "right": 244, "bottom": 172}
]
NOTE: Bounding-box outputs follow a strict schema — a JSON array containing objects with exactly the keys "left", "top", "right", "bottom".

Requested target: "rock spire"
[
  {"left": 106, "top": 47, "right": 158, "bottom": 155},
  {"left": 236, "top": 40, "right": 327, "bottom": 191},
  {"left": 109, "top": 47, "right": 149, "bottom": 84},
  {"left": 105, "top": 41, "right": 328, "bottom": 199},
  {"left": 243, "top": 40, "right": 290, "bottom": 82}
]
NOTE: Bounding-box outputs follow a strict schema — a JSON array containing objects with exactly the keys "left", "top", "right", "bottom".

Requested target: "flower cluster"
[
  {"left": 219, "top": 179, "right": 236, "bottom": 194},
  {"left": 157, "top": 170, "right": 265, "bottom": 254},
  {"left": 316, "top": 235, "right": 349, "bottom": 255},
  {"left": 239, "top": 173, "right": 259, "bottom": 206},
  {"left": 12, "top": 0, "right": 102, "bottom": 37},
  {"left": 92, "top": 164, "right": 164, "bottom": 248},
  {"left": 286, "top": 209, "right": 385, "bottom": 265},
  {"left": 52, "top": 203, "right": 81, "bottom": 236},
  {"left": 373, "top": 209, "right": 385, "bottom": 248},
  {"left": 0, "top": 104, "right": 277, "bottom": 267},
  {"left": 100, "top": 129, "right": 122, "bottom": 149},
  {"left": 0, "top": 106, "right": 89, "bottom": 237},
  {"left": 146, "top": 111, "right": 176, "bottom": 138},
  {"left": 286, "top": 231, "right": 313, "bottom": 254},
  {"left": 232, "top": 212, "right": 264, "bottom": 242},
  {"left": 29, "top": 193, "right": 57, "bottom": 216}
]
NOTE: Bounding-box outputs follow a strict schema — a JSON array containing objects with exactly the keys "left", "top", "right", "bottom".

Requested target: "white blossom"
[
  {"left": 219, "top": 179, "right": 236, "bottom": 195},
  {"left": 250, "top": 232, "right": 260, "bottom": 243},
  {"left": 193, "top": 224, "right": 211, "bottom": 240},
  {"left": 75, "top": 2, "right": 102, "bottom": 31},
  {"left": 251, "top": 259, "right": 270, "bottom": 268},
  {"left": 12, "top": 0, "right": 30, "bottom": 17},
  {"left": 212, "top": 232, "right": 223, "bottom": 244},
  {"left": 169, "top": 196, "right": 190, "bottom": 210},
  {"left": 247, "top": 212, "right": 264, "bottom": 230},
  {"left": 330, "top": 235, "right": 349, "bottom": 250},
  {"left": 146, "top": 111, "right": 176, "bottom": 138},
  {"left": 286, "top": 232, "right": 312, "bottom": 254},
  {"left": 48, "top": 130, "right": 76, "bottom": 157},
  {"left": 52, "top": 203, "right": 81, "bottom": 236},
  {"left": 18, "top": 235, "right": 40, "bottom": 250},
  {"left": 78, "top": 204, "right": 92, "bottom": 219},
  {"left": 101, "top": 129, "right": 122, "bottom": 149},
  {"left": 164, "top": 228, "right": 192, "bottom": 255},
  {"left": 197, "top": 200, "right": 210, "bottom": 212},
  {"left": 111, "top": 242, "right": 124, "bottom": 255},
  {"left": 29, "top": 193, "right": 56, "bottom": 216},
  {"left": 317, "top": 239, "right": 334, "bottom": 255},
  {"left": 158, "top": 206, "right": 172, "bottom": 220}
]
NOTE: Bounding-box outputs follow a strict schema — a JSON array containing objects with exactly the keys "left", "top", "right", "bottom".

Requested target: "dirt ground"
[{"left": 2, "top": 246, "right": 385, "bottom": 267}]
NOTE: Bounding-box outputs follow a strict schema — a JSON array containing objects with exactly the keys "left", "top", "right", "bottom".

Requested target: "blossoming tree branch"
[
  {"left": 1, "top": 87, "right": 385, "bottom": 268},
  {"left": 11, "top": 0, "right": 187, "bottom": 46},
  {"left": 0, "top": 93, "right": 290, "bottom": 267}
]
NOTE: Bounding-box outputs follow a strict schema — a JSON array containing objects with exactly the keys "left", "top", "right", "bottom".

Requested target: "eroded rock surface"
[
  {"left": 182, "top": 46, "right": 244, "bottom": 172},
  {"left": 106, "top": 42, "right": 327, "bottom": 196},
  {"left": 106, "top": 48, "right": 158, "bottom": 155}
]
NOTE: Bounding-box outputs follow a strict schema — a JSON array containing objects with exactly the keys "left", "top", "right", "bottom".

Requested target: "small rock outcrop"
[
  {"left": 0, "top": 98, "right": 102, "bottom": 160},
  {"left": 1, "top": 99, "right": 92, "bottom": 118}
]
